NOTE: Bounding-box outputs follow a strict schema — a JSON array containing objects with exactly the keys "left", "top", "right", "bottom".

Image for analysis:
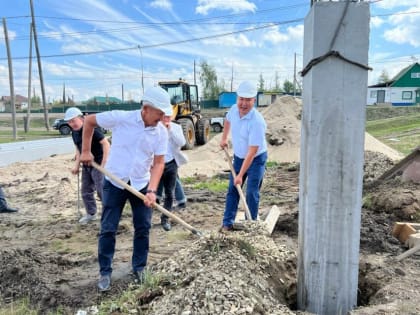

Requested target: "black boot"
[
  {"left": 161, "top": 216, "right": 171, "bottom": 231},
  {"left": 0, "top": 187, "right": 18, "bottom": 213}
]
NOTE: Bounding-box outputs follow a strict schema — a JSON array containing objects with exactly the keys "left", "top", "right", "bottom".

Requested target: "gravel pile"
[
  {"left": 146, "top": 222, "right": 297, "bottom": 315},
  {"left": 363, "top": 150, "right": 395, "bottom": 184}
]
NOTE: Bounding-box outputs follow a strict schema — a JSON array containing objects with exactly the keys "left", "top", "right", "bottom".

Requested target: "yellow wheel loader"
[{"left": 158, "top": 80, "right": 210, "bottom": 150}]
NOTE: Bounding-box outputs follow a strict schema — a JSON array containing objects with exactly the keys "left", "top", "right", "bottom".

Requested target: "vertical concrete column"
[{"left": 297, "top": 2, "right": 370, "bottom": 315}]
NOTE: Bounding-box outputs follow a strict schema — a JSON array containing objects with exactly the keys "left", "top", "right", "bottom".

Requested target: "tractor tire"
[
  {"left": 178, "top": 118, "right": 195, "bottom": 150},
  {"left": 196, "top": 118, "right": 210, "bottom": 145}
]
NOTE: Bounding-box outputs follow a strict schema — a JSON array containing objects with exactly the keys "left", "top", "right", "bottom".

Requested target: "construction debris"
[
  {"left": 392, "top": 222, "right": 420, "bottom": 261},
  {"left": 377, "top": 147, "right": 420, "bottom": 183}
]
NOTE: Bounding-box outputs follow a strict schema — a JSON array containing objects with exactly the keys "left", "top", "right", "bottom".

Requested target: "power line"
[
  {"left": 3, "top": 3, "right": 308, "bottom": 24},
  {"left": 0, "top": 19, "right": 303, "bottom": 61}
]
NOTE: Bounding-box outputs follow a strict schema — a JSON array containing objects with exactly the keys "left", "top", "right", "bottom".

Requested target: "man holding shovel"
[
  {"left": 65, "top": 107, "right": 110, "bottom": 224},
  {"left": 80, "top": 86, "right": 172, "bottom": 292},
  {"left": 219, "top": 80, "right": 268, "bottom": 231}
]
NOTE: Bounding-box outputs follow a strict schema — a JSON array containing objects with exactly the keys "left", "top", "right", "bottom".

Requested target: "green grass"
[
  {"left": 0, "top": 117, "right": 57, "bottom": 129},
  {"left": 192, "top": 178, "right": 228, "bottom": 193},
  {"left": 0, "top": 298, "right": 65, "bottom": 315},
  {"left": 266, "top": 161, "right": 280, "bottom": 168},
  {"left": 0, "top": 130, "right": 65, "bottom": 143},
  {"left": 365, "top": 113, "right": 420, "bottom": 155},
  {"left": 98, "top": 269, "right": 166, "bottom": 315}
]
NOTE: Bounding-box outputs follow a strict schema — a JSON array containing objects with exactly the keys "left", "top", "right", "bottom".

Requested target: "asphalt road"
[{"left": 0, "top": 137, "right": 74, "bottom": 167}]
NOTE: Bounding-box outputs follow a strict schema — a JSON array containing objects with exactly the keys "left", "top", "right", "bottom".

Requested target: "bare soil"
[
  {"left": 0, "top": 99, "right": 419, "bottom": 314},
  {"left": 0, "top": 150, "right": 419, "bottom": 314}
]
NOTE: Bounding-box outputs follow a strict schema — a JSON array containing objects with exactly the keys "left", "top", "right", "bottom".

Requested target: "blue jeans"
[
  {"left": 99, "top": 179, "right": 152, "bottom": 276},
  {"left": 174, "top": 176, "right": 186, "bottom": 204},
  {"left": 222, "top": 151, "right": 267, "bottom": 227}
]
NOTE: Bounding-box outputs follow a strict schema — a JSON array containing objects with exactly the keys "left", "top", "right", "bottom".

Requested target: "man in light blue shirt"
[
  {"left": 80, "top": 86, "right": 172, "bottom": 292},
  {"left": 220, "top": 80, "right": 268, "bottom": 230}
]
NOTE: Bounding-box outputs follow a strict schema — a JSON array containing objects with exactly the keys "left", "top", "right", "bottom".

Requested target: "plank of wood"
[
  {"left": 409, "top": 223, "right": 420, "bottom": 231},
  {"left": 392, "top": 222, "right": 405, "bottom": 237},
  {"left": 407, "top": 233, "right": 420, "bottom": 248},
  {"left": 264, "top": 205, "right": 281, "bottom": 235},
  {"left": 392, "top": 222, "right": 416, "bottom": 243},
  {"left": 396, "top": 244, "right": 420, "bottom": 261}
]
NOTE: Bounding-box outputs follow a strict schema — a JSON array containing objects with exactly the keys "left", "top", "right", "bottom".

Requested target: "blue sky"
[{"left": 0, "top": 0, "right": 419, "bottom": 103}]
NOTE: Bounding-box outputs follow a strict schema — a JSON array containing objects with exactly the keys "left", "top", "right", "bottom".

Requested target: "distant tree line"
[{"left": 199, "top": 60, "right": 301, "bottom": 99}]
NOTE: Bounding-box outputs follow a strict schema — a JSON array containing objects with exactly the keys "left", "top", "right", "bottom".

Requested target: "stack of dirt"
[
  {"left": 129, "top": 222, "right": 299, "bottom": 315},
  {"left": 180, "top": 96, "right": 403, "bottom": 177}
]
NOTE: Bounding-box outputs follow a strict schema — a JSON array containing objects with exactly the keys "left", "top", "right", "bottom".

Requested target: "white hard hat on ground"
[
  {"left": 142, "top": 86, "right": 173, "bottom": 116},
  {"left": 236, "top": 80, "right": 257, "bottom": 98},
  {"left": 64, "top": 107, "right": 83, "bottom": 121}
]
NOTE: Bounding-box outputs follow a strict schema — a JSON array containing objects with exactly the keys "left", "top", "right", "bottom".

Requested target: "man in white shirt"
[
  {"left": 220, "top": 80, "right": 268, "bottom": 231},
  {"left": 80, "top": 86, "right": 172, "bottom": 292}
]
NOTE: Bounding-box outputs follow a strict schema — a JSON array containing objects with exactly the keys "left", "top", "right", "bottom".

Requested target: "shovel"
[
  {"left": 223, "top": 148, "right": 281, "bottom": 234},
  {"left": 223, "top": 147, "right": 252, "bottom": 221},
  {"left": 76, "top": 168, "right": 83, "bottom": 218},
  {"left": 90, "top": 161, "right": 202, "bottom": 236}
]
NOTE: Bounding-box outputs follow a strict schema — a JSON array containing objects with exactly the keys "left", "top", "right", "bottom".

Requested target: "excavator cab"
[{"left": 159, "top": 80, "right": 210, "bottom": 150}]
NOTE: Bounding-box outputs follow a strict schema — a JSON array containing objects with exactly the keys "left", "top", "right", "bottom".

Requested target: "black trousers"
[{"left": 159, "top": 160, "right": 178, "bottom": 220}]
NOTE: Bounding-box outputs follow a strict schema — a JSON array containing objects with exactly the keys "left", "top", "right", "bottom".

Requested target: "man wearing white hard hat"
[
  {"left": 80, "top": 86, "right": 172, "bottom": 292},
  {"left": 64, "top": 107, "right": 110, "bottom": 225},
  {"left": 220, "top": 80, "right": 268, "bottom": 230}
]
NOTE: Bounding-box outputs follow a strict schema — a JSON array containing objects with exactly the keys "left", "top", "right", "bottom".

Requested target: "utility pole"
[
  {"left": 30, "top": 0, "right": 50, "bottom": 130},
  {"left": 293, "top": 52, "right": 297, "bottom": 96},
  {"left": 3, "top": 18, "right": 17, "bottom": 140},
  {"left": 137, "top": 45, "right": 144, "bottom": 94},
  {"left": 194, "top": 60, "right": 196, "bottom": 85},
  {"left": 62, "top": 83, "right": 66, "bottom": 104},
  {"left": 230, "top": 63, "right": 234, "bottom": 92},
  {"left": 297, "top": 2, "right": 370, "bottom": 315},
  {"left": 121, "top": 84, "right": 124, "bottom": 103},
  {"left": 26, "top": 22, "right": 33, "bottom": 133}
]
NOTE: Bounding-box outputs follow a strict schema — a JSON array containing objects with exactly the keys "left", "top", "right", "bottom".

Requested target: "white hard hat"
[
  {"left": 142, "top": 86, "right": 173, "bottom": 116},
  {"left": 64, "top": 107, "right": 83, "bottom": 121},
  {"left": 237, "top": 80, "right": 257, "bottom": 98}
]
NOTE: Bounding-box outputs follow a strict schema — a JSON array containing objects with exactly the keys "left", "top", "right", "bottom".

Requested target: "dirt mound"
[
  {"left": 1, "top": 149, "right": 420, "bottom": 314},
  {"left": 114, "top": 222, "right": 298, "bottom": 315},
  {"left": 261, "top": 96, "right": 301, "bottom": 148},
  {"left": 0, "top": 248, "right": 83, "bottom": 312},
  {"left": 363, "top": 151, "right": 395, "bottom": 184}
]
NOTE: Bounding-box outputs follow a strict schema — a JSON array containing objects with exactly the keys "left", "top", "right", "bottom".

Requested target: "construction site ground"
[{"left": 1, "top": 99, "right": 420, "bottom": 315}]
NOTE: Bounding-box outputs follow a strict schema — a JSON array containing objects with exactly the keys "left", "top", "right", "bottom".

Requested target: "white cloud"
[
  {"left": 150, "top": 0, "right": 172, "bottom": 11},
  {"left": 196, "top": 0, "right": 256, "bottom": 15},
  {"left": 0, "top": 26, "right": 16, "bottom": 43},
  {"left": 202, "top": 33, "right": 255, "bottom": 47},
  {"left": 370, "top": 16, "right": 384, "bottom": 28},
  {"left": 375, "top": 0, "right": 420, "bottom": 10},
  {"left": 263, "top": 24, "right": 303, "bottom": 44},
  {"left": 384, "top": 8, "right": 420, "bottom": 47}
]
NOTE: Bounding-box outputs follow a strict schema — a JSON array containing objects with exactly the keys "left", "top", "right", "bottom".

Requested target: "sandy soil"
[{"left": 0, "top": 98, "right": 419, "bottom": 314}]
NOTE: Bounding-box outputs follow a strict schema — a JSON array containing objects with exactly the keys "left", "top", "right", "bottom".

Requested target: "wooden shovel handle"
[
  {"left": 223, "top": 147, "right": 252, "bottom": 220},
  {"left": 90, "top": 161, "right": 202, "bottom": 236}
]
